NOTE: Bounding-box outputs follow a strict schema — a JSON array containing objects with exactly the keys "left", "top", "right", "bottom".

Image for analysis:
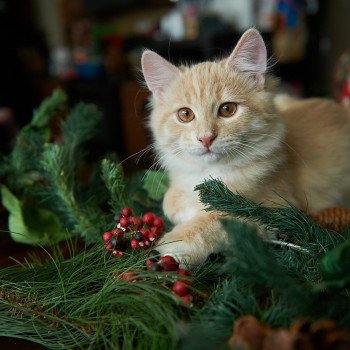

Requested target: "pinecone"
[
  {"left": 310, "top": 208, "right": 350, "bottom": 233},
  {"left": 228, "top": 316, "right": 350, "bottom": 350}
]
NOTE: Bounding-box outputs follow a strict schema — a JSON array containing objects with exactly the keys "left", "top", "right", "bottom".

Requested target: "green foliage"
[
  {"left": 320, "top": 240, "right": 350, "bottom": 289},
  {"left": 101, "top": 158, "right": 129, "bottom": 213},
  {"left": 195, "top": 178, "right": 344, "bottom": 255},
  {"left": 183, "top": 179, "right": 350, "bottom": 349},
  {"left": 0, "top": 244, "right": 190, "bottom": 350},
  {"left": 143, "top": 170, "right": 169, "bottom": 201},
  {"left": 1, "top": 90, "right": 68, "bottom": 194},
  {"left": 1, "top": 92, "right": 350, "bottom": 349},
  {"left": 1, "top": 185, "right": 65, "bottom": 245},
  {"left": 30, "top": 88, "right": 68, "bottom": 129},
  {"left": 0, "top": 90, "right": 127, "bottom": 244}
]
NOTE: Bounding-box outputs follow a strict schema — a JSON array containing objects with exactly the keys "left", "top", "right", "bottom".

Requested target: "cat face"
[{"left": 142, "top": 29, "right": 284, "bottom": 169}]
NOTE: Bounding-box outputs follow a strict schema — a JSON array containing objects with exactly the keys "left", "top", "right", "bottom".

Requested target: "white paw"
[{"left": 155, "top": 232, "right": 210, "bottom": 266}]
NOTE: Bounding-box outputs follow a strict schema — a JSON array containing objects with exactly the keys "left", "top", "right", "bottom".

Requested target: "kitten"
[{"left": 141, "top": 28, "right": 350, "bottom": 265}]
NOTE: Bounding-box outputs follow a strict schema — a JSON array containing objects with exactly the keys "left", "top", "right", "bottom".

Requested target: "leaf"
[
  {"left": 1, "top": 184, "right": 67, "bottom": 245},
  {"left": 142, "top": 171, "right": 169, "bottom": 201},
  {"left": 320, "top": 239, "right": 350, "bottom": 289}
]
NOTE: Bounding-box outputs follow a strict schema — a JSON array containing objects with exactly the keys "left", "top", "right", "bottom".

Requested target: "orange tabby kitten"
[{"left": 141, "top": 29, "right": 350, "bottom": 265}]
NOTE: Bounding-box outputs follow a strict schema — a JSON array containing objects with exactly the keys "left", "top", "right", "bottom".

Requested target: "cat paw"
[{"left": 155, "top": 232, "right": 209, "bottom": 266}]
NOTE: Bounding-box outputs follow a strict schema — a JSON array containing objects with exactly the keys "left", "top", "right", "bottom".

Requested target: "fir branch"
[
  {"left": 41, "top": 144, "right": 107, "bottom": 240},
  {"left": 61, "top": 102, "right": 101, "bottom": 151},
  {"left": 195, "top": 178, "right": 345, "bottom": 256},
  {"left": 30, "top": 89, "right": 68, "bottom": 129},
  {"left": 101, "top": 158, "right": 129, "bottom": 214},
  {"left": 184, "top": 219, "right": 350, "bottom": 349},
  {"left": 60, "top": 103, "right": 102, "bottom": 184},
  {"left": 1, "top": 89, "right": 68, "bottom": 194},
  {"left": 0, "top": 245, "right": 189, "bottom": 350}
]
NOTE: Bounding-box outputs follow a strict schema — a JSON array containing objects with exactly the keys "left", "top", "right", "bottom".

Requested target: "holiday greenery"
[{"left": 0, "top": 90, "right": 349, "bottom": 349}]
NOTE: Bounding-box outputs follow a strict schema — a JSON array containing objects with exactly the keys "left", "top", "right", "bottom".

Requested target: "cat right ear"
[
  {"left": 226, "top": 28, "right": 267, "bottom": 87},
  {"left": 141, "top": 50, "right": 179, "bottom": 98}
]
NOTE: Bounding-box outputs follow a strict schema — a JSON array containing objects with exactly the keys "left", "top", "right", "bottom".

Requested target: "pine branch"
[
  {"left": 0, "top": 245, "right": 187, "bottom": 350},
  {"left": 59, "top": 103, "right": 102, "bottom": 184},
  {"left": 41, "top": 144, "right": 107, "bottom": 241},
  {"left": 101, "top": 158, "right": 129, "bottom": 214},
  {"left": 30, "top": 89, "right": 67, "bottom": 129},
  {"left": 195, "top": 178, "right": 346, "bottom": 256},
  {"left": 3, "top": 90, "right": 68, "bottom": 194}
]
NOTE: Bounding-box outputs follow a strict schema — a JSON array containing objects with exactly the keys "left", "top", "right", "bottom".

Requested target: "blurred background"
[{"left": 0, "top": 0, "right": 349, "bottom": 171}]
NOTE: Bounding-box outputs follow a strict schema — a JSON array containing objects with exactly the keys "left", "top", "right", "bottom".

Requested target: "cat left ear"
[
  {"left": 226, "top": 28, "right": 267, "bottom": 87},
  {"left": 141, "top": 50, "right": 179, "bottom": 98}
]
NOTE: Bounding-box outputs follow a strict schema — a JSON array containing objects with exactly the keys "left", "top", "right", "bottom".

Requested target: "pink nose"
[{"left": 198, "top": 134, "right": 217, "bottom": 148}]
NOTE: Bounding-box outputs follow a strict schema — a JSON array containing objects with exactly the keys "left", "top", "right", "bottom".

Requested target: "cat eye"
[
  {"left": 177, "top": 107, "right": 195, "bottom": 123},
  {"left": 218, "top": 102, "right": 237, "bottom": 118}
]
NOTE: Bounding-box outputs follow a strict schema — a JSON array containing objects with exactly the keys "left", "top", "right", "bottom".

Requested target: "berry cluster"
[
  {"left": 103, "top": 207, "right": 194, "bottom": 305},
  {"left": 102, "top": 207, "right": 164, "bottom": 257},
  {"left": 146, "top": 250, "right": 193, "bottom": 305}
]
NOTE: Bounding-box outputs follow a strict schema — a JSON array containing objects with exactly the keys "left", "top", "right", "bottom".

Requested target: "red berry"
[
  {"left": 112, "top": 228, "right": 124, "bottom": 237},
  {"left": 147, "top": 232, "right": 158, "bottom": 242},
  {"left": 172, "top": 280, "right": 189, "bottom": 297},
  {"left": 105, "top": 242, "right": 114, "bottom": 252},
  {"left": 120, "top": 216, "right": 130, "bottom": 228},
  {"left": 150, "top": 226, "right": 163, "bottom": 236},
  {"left": 102, "top": 231, "right": 113, "bottom": 242},
  {"left": 139, "top": 228, "right": 150, "bottom": 238},
  {"left": 122, "top": 207, "right": 132, "bottom": 217},
  {"left": 112, "top": 250, "right": 123, "bottom": 258},
  {"left": 144, "top": 240, "right": 151, "bottom": 248},
  {"left": 130, "top": 239, "right": 140, "bottom": 250},
  {"left": 177, "top": 268, "right": 192, "bottom": 276},
  {"left": 153, "top": 217, "right": 164, "bottom": 229},
  {"left": 129, "top": 216, "right": 143, "bottom": 230},
  {"left": 181, "top": 294, "right": 193, "bottom": 306},
  {"left": 142, "top": 212, "right": 155, "bottom": 226},
  {"left": 146, "top": 259, "right": 153, "bottom": 266},
  {"left": 159, "top": 255, "right": 179, "bottom": 271}
]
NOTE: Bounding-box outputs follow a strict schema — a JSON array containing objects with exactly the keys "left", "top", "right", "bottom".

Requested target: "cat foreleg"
[{"left": 155, "top": 212, "right": 229, "bottom": 266}]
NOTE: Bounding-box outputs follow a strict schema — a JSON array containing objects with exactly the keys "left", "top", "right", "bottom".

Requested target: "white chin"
[{"left": 196, "top": 151, "right": 220, "bottom": 162}]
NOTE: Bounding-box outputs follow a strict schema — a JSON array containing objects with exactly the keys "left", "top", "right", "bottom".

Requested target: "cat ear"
[
  {"left": 226, "top": 28, "right": 267, "bottom": 87},
  {"left": 141, "top": 50, "right": 179, "bottom": 98}
]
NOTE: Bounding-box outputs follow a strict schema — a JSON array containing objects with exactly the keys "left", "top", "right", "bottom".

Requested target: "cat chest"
[{"left": 170, "top": 168, "right": 256, "bottom": 196}]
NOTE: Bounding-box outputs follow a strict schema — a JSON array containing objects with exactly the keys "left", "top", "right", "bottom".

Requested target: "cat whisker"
[
  {"left": 221, "top": 139, "right": 267, "bottom": 163},
  {"left": 119, "top": 144, "right": 155, "bottom": 165},
  {"left": 135, "top": 143, "right": 155, "bottom": 164},
  {"left": 147, "top": 145, "right": 183, "bottom": 173},
  {"left": 244, "top": 132, "right": 308, "bottom": 167}
]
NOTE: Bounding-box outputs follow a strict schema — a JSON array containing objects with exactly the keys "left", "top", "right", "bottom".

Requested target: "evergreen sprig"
[
  {"left": 183, "top": 179, "right": 350, "bottom": 349},
  {"left": 101, "top": 158, "right": 129, "bottom": 214},
  {"left": 185, "top": 219, "right": 350, "bottom": 349},
  {"left": 30, "top": 89, "right": 68, "bottom": 129},
  {"left": 0, "top": 244, "right": 190, "bottom": 350},
  {"left": 1, "top": 90, "right": 68, "bottom": 194},
  {"left": 195, "top": 178, "right": 347, "bottom": 256}
]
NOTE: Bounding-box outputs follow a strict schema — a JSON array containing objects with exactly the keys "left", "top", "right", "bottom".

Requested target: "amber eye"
[
  {"left": 177, "top": 107, "right": 195, "bottom": 123},
  {"left": 218, "top": 102, "right": 237, "bottom": 118}
]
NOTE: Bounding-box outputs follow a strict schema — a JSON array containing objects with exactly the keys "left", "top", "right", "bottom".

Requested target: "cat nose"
[{"left": 198, "top": 134, "right": 217, "bottom": 148}]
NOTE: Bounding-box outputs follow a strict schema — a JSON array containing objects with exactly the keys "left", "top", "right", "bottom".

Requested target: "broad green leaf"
[
  {"left": 1, "top": 184, "right": 67, "bottom": 245},
  {"left": 142, "top": 171, "right": 169, "bottom": 201},
  {"left": 320, "top": 239, "right": 350, "bottom": 289}
]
